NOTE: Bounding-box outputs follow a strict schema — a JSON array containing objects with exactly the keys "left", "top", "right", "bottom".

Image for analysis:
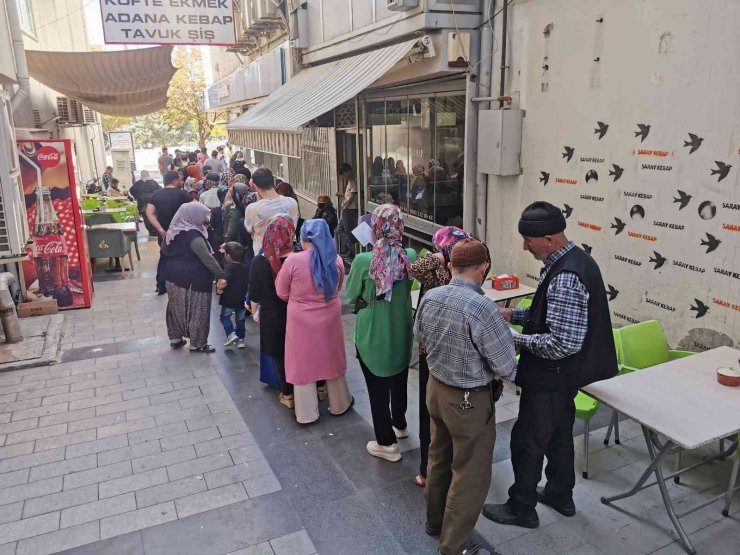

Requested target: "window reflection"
[{"left": 365, "top": 94, "right": 464, "bottom": 227}]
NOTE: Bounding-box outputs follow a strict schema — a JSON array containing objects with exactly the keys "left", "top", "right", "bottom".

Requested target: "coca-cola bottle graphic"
[{"left": 33, "top": 187, "right": 73, "bottom": 307}]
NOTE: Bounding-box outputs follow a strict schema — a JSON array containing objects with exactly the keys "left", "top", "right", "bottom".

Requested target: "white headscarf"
[{"left": 165, "top": 201, "right": 207, "bottom": 245}]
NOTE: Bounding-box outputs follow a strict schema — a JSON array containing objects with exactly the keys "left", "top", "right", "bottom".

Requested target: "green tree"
[
  {"left": 162, "top": 47, "right": 222, "bottom": 149},
  {"left": 127, "top": 114, "right": 188, "bottom": 149},
  {"left": 101, "top": 115, "right": 132, "bottom": 133}
]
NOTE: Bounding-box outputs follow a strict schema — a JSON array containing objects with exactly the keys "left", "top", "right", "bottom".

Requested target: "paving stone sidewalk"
[{"left": 0, "top": 236, "right": 736, "bottom": 555}]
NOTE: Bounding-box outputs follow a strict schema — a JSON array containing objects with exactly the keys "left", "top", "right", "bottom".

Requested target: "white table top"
[
  {"left": 583, "top": 346, "right": 740, "bottom": 450},
  {"left": 411, "top": 283, "right": 537, "bottom": 310},
  {"left": 89, "top": 222, "right": 137, "bottom": 232},
  {"left": 83, "top": 207, "right": 129, "bottom": 214}
]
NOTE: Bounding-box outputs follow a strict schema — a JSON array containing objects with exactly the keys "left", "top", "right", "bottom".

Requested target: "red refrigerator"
[{"left": 17, "top": 139, "right": 93, "bottom": 309}]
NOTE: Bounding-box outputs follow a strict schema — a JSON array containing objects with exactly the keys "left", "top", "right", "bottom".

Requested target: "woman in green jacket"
[{"left": 346, "top": 204, "right": 417, "bottom": 462}]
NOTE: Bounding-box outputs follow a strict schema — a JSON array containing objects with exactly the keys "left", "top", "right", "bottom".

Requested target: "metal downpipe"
[
  {"left": 5, "top": 0, "right": 34, "bottom": 128},
  {"left": 0, "top": 273, "right": 23, "bottom": 343}
]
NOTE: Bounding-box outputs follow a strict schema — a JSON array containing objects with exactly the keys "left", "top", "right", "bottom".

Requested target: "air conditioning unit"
[
  {"left": 82, "top": 106, "right": 97, "bottom": 124},
  {"left": 387, "top": 0, "right": 419, "bottom": 10},
  {"left": 251, "top": 0, "right": 281, "bottom": 23},
  {"left": 288, "top": 0, "right": 308, "bottom": 48},
  {"left": 0, "top": 95, "right": 30, "bottom": 258},
  {"left": 56, "top": 97, "right": 83, "bottom": 125}
]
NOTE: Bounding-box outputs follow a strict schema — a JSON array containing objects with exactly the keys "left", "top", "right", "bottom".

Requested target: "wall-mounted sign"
[{"left": 100, "top": 0, "right": 236, "bottom": 46}]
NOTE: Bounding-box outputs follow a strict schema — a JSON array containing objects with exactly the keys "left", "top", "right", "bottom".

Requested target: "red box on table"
[{"left": 493, "top": 274, "right": 520, "bottom": 291}]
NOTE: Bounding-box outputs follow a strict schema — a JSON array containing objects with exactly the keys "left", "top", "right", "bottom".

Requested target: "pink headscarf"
[{"left": 433, "top": 226, "right": 470, "bottom": 263}]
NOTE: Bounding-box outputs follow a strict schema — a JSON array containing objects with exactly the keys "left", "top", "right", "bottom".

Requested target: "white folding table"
[
  {"left": 411, "top": 283, "right": 537, "bottom": 310},
  {"left": 583, "top": 346, "right": 740, "bottom": 554}
]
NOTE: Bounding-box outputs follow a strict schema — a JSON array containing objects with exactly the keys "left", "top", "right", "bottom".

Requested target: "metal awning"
[
  {"left": 228, "top": 38, "right": 424, "bottom": 136},
  {"left": 26, "top": 47, "right": 176, "bottom": 117}
]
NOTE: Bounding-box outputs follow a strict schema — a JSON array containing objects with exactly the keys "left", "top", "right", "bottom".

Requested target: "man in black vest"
[{"left": 483, "top": 201, "right": 617, "bottom": 529}]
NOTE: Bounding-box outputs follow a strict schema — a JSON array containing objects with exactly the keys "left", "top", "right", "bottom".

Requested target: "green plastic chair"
[
  {"left": 575, "top": 392, "right": 600, "bottom": 479},
  {"left": 604, "top": 320, "right": 694, "bottom": 445},
  {"left": 84, "top": 212, "right": 117, "bottom": 226},
  {"left": 509, "top": 297, "right": 532, "bottom": 334},
  {"left": 86, "top": 228, "right": 133, "bottom": 274}
]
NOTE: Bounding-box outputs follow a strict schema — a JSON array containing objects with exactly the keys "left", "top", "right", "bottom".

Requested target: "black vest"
[
  {"left": 516, "top": 246, "right": 618, "bottom": 391},
  {"left": 165, "top": 230, "right": 214, "bottom": 293}
]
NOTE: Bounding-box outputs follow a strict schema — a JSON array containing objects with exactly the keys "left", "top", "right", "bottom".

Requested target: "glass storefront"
[{"left": 364, "top": 93, "right": 465, "bottom": 227}]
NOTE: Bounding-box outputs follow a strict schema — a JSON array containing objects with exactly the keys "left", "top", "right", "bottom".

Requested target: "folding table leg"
[
  {"left": 723, "top": 436, "right": 739, "bottom": 517},
  {"left": 642, "top": 429, "right": 696, "bottom": 555}
]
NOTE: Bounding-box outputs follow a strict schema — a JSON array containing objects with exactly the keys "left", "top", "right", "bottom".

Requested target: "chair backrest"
[
  {"left": 613, "top": 320, "right": 670, "bottom": 369},
  {"left": 85, "top": 212, "right": 117, "bottom": 226},
  {"left": 516, "top": 298, "right": 532, "bottom": 309},
  {"left": 418, "top": 248, "right": 431, "bottom": 259},
  {"left": 82, "top": 199, "right": 102, "bottom": 211},
  {"left": 86, "top": 229, "right": 129, "bottom": 258}
]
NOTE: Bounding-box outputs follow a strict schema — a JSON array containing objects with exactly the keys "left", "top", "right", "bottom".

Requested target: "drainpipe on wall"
[
  {"left": 466, "top": 0, "right": 494, "bottom": 240},
  {"left": 0, "top": 273, "right": 23, "bottom": 343},
  {"left": 6, "top": 0, "right": 34, "bottom": 129}
]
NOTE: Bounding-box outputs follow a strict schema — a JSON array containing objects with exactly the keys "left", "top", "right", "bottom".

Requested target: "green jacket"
[{"left": 346, "top": 249, "right": 417, "bottom": 377}]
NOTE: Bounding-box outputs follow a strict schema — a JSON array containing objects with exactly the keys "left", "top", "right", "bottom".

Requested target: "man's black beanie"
[{"left": 518, "top": 201, "right": 566, "bottom": 237}]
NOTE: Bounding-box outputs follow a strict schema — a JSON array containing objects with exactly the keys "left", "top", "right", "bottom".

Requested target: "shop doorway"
[{"left": 336, "top": 129, "right": 359, "bottom": 197}]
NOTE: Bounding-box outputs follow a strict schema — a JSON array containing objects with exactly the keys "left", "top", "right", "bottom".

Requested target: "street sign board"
[
  {"left": 108, "top": 131, "right": 135, "bottom": 161},
  {"left": 100, "top": 0, "right": 237, "bottom": 46}
]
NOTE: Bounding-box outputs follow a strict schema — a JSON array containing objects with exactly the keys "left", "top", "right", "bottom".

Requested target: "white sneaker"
[
  {"left": 366, "top": 441, "right": 402, "bottom": 462},
  {"left": 393, "top": 426, "right": 409, "bottom": 439},
  {"left": 236, "top": 339, "right": 246, "bottom": 349},
  {"left": 224, "top": 332, "right": 238, "bottom": 347}
]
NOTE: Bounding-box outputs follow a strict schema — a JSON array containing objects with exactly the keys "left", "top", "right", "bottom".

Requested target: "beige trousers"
[{"left": 294, "top": 375, "right": 353, "bottom": 424}]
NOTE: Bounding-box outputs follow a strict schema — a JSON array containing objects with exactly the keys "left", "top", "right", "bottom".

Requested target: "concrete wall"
[
  {"left": 484, "top": 0, "right": 739, "bottom": 349},
  {"left": 0, "top": 5, "right": 16, "bottom": 84}
]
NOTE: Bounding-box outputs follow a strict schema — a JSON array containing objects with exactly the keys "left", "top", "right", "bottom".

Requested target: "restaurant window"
[
  {"left": 364, "top": 93, "right": 464, "bottom": 227},
  {"left": 16, "top": 0, "right": 36, "bottom": 36}
]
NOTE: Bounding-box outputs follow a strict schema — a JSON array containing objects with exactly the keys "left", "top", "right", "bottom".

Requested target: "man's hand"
[
  {"left": 157, "top": 228, "right": 166, "bottom": 240},
  {"left": 499, "top": 307, "right": 513, "bottom": 322},
  {"left": 216, "top": 279, "right": 227, "bottom": 293},
  {"left": 336, "top": 191, "right": 345, "bottom": 198}
]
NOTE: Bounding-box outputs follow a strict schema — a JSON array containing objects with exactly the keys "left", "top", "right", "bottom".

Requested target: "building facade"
[{"left": 213, "top": 0, "right": 738, "bottom": 348}]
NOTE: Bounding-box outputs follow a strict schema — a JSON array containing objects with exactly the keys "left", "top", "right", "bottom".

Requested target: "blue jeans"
[{"left": 219, "top": 306, "right": 246, "bottom": 339}]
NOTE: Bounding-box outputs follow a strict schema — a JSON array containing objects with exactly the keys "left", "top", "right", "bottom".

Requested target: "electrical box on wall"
[
  {"left": 387, "top": 0, "right": 419, "bottom": 11},
  {"left": 477, "top": 109, "right": 523, "bottom": 176}
]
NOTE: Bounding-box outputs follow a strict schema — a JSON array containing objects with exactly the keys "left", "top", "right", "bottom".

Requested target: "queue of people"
[{"left": 144, "top": 153, "right": 616, "bottom": 554}]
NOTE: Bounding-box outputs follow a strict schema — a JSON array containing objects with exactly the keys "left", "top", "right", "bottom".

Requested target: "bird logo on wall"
[
  {"left": 594, "top": 121, "right": 609, "bottom": 140},
  {"left": 683, "top": 133, "right": 704, "bottom": 154},
  {"left": 608, "top": 164, "right": 624, "bottom": 182},
  {"left": 673, "top": 190, "right": 692, "bottom": 210},
  {"left": 562, "top": 204, "right": 573, "bottom": 219},
  {"left": 634, "top": 124, "right": 651, "bottom": 142},
  {"left": 700, "top": 233, "right": 721, "bottom": 253},
  {"left": 611, "top": 217, "right": 626, "bottom": 235},
  {"left": 581, "top": 244, "right": 593, "bottom": 254},
  {"left": 606, "top": 285, "right": 619, "bottom": 301},
  {"left": 562, "top": 146, "right": 575, "bottom": 162},
  {"left": 539, "top": 171, "right": 550, "bottom": 186},
  {"left": 711, "top": 161, "right": 732, "bottom": 182},
  {"left": 690, "top": 299, "right": 709, "bottom": 318},
  {"left": 649, "top": 251, "right": 667, "bottom": 270}
]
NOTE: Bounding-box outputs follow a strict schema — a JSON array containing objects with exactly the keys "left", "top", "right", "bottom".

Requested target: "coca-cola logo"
[
  {"left": 32, "top": 235, "right": 68, "bottom": 258},
  {"left": 36, "top": 146, "right": 61, "bottom": 168}
]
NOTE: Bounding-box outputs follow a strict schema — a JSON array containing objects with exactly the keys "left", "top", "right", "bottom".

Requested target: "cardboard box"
[
  {"left": 17, "top": 299, "right": 58, "bottom": 318},
  {"left": 493, "top": 274, "right": 520, "bottom": 291}
]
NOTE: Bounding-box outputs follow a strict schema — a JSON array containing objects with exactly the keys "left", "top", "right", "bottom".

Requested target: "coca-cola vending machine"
[{"left": 17, "top": 140, "right": 93, "bottom": 309}]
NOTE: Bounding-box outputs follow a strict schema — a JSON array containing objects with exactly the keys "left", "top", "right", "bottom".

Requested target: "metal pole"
[{"left": 499, "top": 0, "right": 509, "bottom": 98}]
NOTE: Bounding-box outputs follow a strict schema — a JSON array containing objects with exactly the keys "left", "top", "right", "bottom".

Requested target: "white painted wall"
[{"left": 485, "top": 0, "right": 739, "bottom": 350}]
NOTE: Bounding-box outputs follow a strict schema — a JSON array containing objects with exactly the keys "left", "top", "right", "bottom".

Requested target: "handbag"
[{"left": 352, "top": 297, "right": 369, "bottom": 314}]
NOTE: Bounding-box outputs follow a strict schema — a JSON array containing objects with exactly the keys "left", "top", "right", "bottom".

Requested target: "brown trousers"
[{"left": 426, "top": 375, "right": 497, "bottom": 555}]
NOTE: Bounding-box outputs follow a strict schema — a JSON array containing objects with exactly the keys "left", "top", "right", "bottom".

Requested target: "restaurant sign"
[{"left": 100, "top": 0, "right": 236, "bottom": 46}]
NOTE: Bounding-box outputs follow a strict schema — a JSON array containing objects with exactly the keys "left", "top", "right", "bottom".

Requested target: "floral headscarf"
[
  {"left": 263, "top": 214, "right": 296, "bottom": 276},
  {"left": 369, "top": 204, "right": 411, "bottom": 301},
  {"left": 165, "top": 201, "right": 207, "bottom": 245},
  {"left": 433, "top": 226, "right": 470, "bottom": 263},
  {"left": 219, "top": 168, "right": 234, "bottom": 189}
]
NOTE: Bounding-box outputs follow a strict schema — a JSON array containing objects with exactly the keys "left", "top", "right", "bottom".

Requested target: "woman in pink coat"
[{"left": 276, "top": 218, "right": 353, "bottom": 424}]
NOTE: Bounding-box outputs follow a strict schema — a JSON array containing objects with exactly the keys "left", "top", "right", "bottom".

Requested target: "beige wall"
[
  {"left": 20, "top": 0, "right": 105, "bottom": 182},
  {"left": 0, "top": 5, "right": 17, "bottom": 84},
  {"left": 484, "top": 0, "right": 739, "bottom": 350}
]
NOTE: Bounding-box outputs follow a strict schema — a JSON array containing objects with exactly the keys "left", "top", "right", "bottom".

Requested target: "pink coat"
[{"left": 275, "top": 251, "right": 347, "bottom": 385}]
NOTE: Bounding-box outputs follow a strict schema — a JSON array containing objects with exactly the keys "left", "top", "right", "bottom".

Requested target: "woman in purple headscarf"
[{"left": 409, "top": 225, "right": 470, "bottom": 486}]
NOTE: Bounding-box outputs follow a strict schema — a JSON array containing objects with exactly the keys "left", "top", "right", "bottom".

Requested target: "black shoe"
[
  {"left": 482, "top": 502, "right": 539, "bottom": 529},
  {"left": 157, "top": 288, "right": 166, "bottom": 296},
  {"left": 536, "top": 487, "right": 576, "bottom": 517},
  {"left": 424, "top": 522, "right": 440, "bottom": 536}
]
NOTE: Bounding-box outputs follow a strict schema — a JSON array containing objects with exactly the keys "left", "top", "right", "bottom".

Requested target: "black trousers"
[
  {"left": 156, "top": 236, "right": 167, "bottom": 291},
  {"left": 508, "top": 386, "right": 577, "bottom": 514},
  {"left": 271, "top": 356, "right": 294, "bottom": 396},
  {"left": 358, "top": 352, "right": 408, "bottom": 446},
  {"left": 418, "top": 353, "right": 431, "bottom": 478}
]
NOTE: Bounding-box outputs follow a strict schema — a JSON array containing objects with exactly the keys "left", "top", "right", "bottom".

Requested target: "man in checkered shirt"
[
  {"left": 483, "top": 201, "right": 617, "bottom": 530},
  {"left": 415, "top": 238, "right": 517, "bottom": 555}
]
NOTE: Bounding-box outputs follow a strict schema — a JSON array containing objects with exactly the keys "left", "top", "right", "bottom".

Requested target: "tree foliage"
[{"left": 104, "top": 46, "right": 223, "bottom": 149}]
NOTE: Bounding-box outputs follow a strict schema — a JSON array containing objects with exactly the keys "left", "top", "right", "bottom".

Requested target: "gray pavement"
[{"left": 0, "top": 234, "right": 736, "bottom": 554}]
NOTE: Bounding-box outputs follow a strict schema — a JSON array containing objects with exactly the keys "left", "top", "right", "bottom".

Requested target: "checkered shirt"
[
  {"left": 511, "top": 242, "right": 590, "bottom": 360},
  {"left": 414, "top": 277, "right": 518, "bottom": 388}
]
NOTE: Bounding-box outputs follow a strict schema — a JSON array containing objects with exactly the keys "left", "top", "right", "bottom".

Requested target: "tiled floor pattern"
[{"left": 0, "top": 235, "right": 735, "bottom": 554}]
